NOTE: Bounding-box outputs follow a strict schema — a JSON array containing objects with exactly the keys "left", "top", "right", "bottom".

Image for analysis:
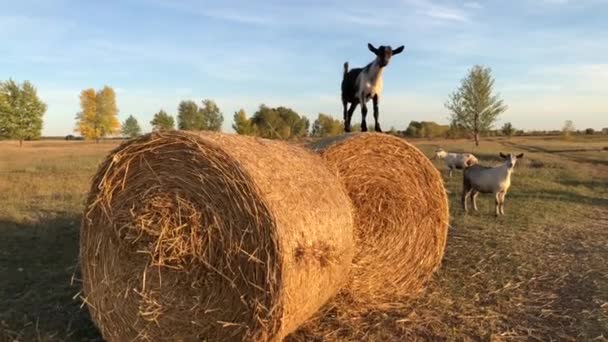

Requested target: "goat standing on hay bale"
[
  {"left": 341, "top": 43, "right": 404, "bottom": 133},
  {"left": 462, "top": 152, "right": 524, "bottom": 216},
  {"left": 434, "top": 148, "right": 479, "bottom": 177}
]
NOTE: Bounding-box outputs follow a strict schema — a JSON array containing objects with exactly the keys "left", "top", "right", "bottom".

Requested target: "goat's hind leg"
[
  {"left": 344, "top": 100, "right": 358, "bottom": 133},
  {"left": 462, "top": 187, "right": 472, "bottom": 213}
]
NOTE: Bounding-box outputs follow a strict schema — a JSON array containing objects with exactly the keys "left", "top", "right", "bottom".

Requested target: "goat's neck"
[
  {"left": 367, "top": 59, "right": 384, "bottom": 83},
  {"left": 497, "top": 163, "right": 513, "bottom": 177}
]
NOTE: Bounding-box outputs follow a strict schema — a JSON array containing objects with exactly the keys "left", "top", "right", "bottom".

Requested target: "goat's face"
[
  {"left": 499, "top": 152, "right": 524, "bottom": 169},
  {"left": 466, "top": 155, "right": 479, "bottom": 166},
  {"left": 368, "top": 43, "right": 405, "bottom": 67},
  {"left": 434, "top": 148, "right": 447, "bottom": 159}
]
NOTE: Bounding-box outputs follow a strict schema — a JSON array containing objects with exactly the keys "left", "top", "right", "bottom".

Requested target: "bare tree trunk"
[
  {"left": 474, "top": 132, "right": 480, "bottom": 146},
  {"left": 19, "top": 139, "right": 23, "bottom": 148}
]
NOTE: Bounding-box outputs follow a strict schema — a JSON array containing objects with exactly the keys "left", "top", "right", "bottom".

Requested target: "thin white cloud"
[
  {"left": 201, "top": 8, "right": 271, "bottom": 25},
  {"left": 426, "top": 8, "right": 469, "bottom": 22},
  {"left": 464, "top": 1, "right": 483, "bottom": 9},
  {"left": 404, "top": 0, "right": 471, "bottom": 22}
]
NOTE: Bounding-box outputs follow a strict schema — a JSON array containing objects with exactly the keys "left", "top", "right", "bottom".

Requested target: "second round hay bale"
[
  {"left": 80, "top": 131, "right": 355, "bottom": 341},
  {"left": 309, "top": 133, "right": 449, "bottom": 306}
]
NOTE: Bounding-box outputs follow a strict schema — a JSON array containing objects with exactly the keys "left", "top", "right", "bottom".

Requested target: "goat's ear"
[
  {"left": 516, "top": 153, "right": 524, "bottom": 159},
  {"left": 392, "top": 45, "right": 405, "bottom": 55},
  {"left": 368, "top": 43, "right": 377, "bottom": 54},
  {"left": 499, "top": 152, "right": 508, "bottom": 159}
]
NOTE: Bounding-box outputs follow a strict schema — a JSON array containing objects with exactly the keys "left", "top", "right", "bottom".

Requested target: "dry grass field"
[{"left": 1, "top": 135, "right": 607, "bottom": 341}]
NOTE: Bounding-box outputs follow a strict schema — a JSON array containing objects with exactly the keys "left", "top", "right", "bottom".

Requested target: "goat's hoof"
[
  {"left": 375, "top": 125, "right": 382, "bottom": 132},
  {"left": 344, "top": 126, "right": 351, "bottom": 133},
  {"left": 361, "top": 125, "right": 368, "bottom": 132}
]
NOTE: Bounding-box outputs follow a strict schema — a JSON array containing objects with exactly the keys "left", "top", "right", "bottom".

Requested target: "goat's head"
[
  {"left": 368, "top": 43, "right": 404, "bottom": 67},
  {"left": 499, "top": 152, "right": 524, "bottom": 169},
  {"left": 466, "top": 155, "right": 479, "bottom": 166},
  {"left": 434, "top": 148, "right": 447, "bottom": 159}
]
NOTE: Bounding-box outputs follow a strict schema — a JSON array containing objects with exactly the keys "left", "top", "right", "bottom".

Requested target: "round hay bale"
[
  {"left": 308, "top": 133, "right": 449, "bottom": 306},
  {"left": 80, "top": 131, "right": 354, "bottom": 341}
]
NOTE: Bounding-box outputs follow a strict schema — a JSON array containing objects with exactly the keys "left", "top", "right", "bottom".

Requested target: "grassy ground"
[{"left": 1, "top": 136, "right": 607, "bottom": 341}]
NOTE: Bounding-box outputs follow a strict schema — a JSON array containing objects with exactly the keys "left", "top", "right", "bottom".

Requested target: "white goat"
[
  {"left": 434, "top": 148, "right": 479, "bottom": 177},
  {"left": 341, "top": 43, "right": 404, "bottom": 133},
  {"left": 462, "top": 152, "right": 524, "bottom": 216}
]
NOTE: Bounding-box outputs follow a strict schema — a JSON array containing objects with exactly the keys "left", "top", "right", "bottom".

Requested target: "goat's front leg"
[
  {"left": 499, "top": 191, "right": 506, "bottom": 215},
  {"left": 360, "top": 98, "right": 368, "bottom": 132},
  {"left": 472, "top": 191, "right": 479, "bottom": 212},
  {"left": 372, "top": 94, "right": 382, "bottom": 132},
  {"left": 342, "top": 98, "right": 349, "bottom": 130},
  {"left": 494, "top": 192, "right": 501, "bottom": 217},
  {"left": 345, "top": 100, "right": 359, "bottom": 133},
  {"left": 448, "top": 167, "right": 453, "bottom": 178}
]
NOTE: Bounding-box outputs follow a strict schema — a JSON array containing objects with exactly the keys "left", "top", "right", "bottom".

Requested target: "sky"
[{"left": 1, "top": 0, "right": 607, "bottom": 136}]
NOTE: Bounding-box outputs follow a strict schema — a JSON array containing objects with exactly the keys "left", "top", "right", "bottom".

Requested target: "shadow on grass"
[
  {"left": 0, "top": 215, "right": 101, "bottom": 341},
  {"left": 501, "top": 142, "right": 608, "bottom": 167},
  {"left": 509, "top": 189, "right": 608, "bottom": 207}
]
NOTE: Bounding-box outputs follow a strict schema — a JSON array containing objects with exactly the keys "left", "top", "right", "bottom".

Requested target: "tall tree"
[
  {"left": 232, "top": 109, "right": 256, "bottom": 135},
  {"left": 75, "top": 86, "right": 120, "bottom": 142},
  {"left": 445, "top": 65, "right": 507, "bottom": 146},
  {"left": 177, "top": 100, "right": 202, "bottom": 130},
  {"left": 562, "top": 120, "right": 575, "bottom": 138},
  {"left": 199, "top": 99, "right": 223, "bottom": 131},
  {"left": 122, "top": 115, "right": 142, "bottom": 138},
  {"left": 0, "top": 79, "right": 47, "bottom": 147},
  {"left": 501, "top": 122, "right": 514, "bottom": 137},
  {"left": 150, "top": 110, "right": 175, "bottom": 131},
  {"left": 311, "top": 113, "right": 342, "bottom": 137}
]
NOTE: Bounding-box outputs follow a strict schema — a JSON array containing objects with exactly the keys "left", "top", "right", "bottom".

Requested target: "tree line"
[{"left": 2, "top": 66, "right": 606, "bottom": 147}]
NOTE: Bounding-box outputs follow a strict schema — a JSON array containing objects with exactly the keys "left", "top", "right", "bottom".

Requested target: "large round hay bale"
[
  {"left": 80, "top": 131, "right": 354, "bottom": 341},
  {"left": 309, "top": 133, "right": 449, "bottom": 306}
]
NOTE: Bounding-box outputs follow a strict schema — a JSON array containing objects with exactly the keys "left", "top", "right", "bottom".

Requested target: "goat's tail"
[{"left": 343, "top": 62, "right": 349, "bottom": 77}]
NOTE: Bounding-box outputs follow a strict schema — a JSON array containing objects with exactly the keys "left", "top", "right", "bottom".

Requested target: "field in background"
[{"left": 0, "top": 136, "right": 607, "bottom": 341}]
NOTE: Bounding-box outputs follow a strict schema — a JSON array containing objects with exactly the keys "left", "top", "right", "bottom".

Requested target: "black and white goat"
[{"left": 341, "top": 43, "right": 404, "bottom": 133}]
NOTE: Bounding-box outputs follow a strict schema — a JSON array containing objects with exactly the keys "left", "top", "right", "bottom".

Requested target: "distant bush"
[
  {"left": 585, "top": 128, "right": 595, "bottom": 135},
  {"left": 404, "top": 121, "right": 449, "bottom": 138}
]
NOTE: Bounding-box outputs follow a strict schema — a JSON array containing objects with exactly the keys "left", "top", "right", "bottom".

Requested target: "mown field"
[{"left": 1, "top": 135, "right": 607, "bottom": 341}]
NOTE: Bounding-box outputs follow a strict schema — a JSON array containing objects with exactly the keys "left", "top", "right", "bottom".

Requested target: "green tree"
[
  {"left": 232, "top": 109, "right": 256, "bottom": 135},
  {"left": 150, "top": 110, "right": 175, "bottom": 131},
  {"left": 75, "top": 86, "right": 120, "bottom": 142},
  {"left": 199, "top": 99, "right": 223, "bottom": 131},
  {"left": 0, "top": 79, "right": 47, "bottom": 147},
  {"left": 445, "top": 65, "right": 507, "bottom": 146},
  {"left": 121, "top": 115, "right": 142, "bottom": 138},
  {"left": 501, "top": 122, "right": 515, "bottom": 137},
  {"left": 311, "top": 113, "right": 342, "bottom": 137},
  {"left": 250, "top": 105, "right": 309, "bottom": 139},
  {"left": 585, "top": 128, "right": 594, "bottom": 135},
  {"left": 177, "top": 100, "right": 202, "bottom": 130}
]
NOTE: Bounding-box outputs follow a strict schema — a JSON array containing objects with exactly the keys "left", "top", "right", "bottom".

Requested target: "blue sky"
[{"left": 1, "top": 0, "right": 607, "bottom": 135}]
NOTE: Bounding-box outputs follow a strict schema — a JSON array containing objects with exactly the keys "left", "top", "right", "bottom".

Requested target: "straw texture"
[
  {"left": 80, "top": 131, "right": 354, "bottom": 341},
  {"left": 309, "top": 133, "right": 449, "bottom": 306}
]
